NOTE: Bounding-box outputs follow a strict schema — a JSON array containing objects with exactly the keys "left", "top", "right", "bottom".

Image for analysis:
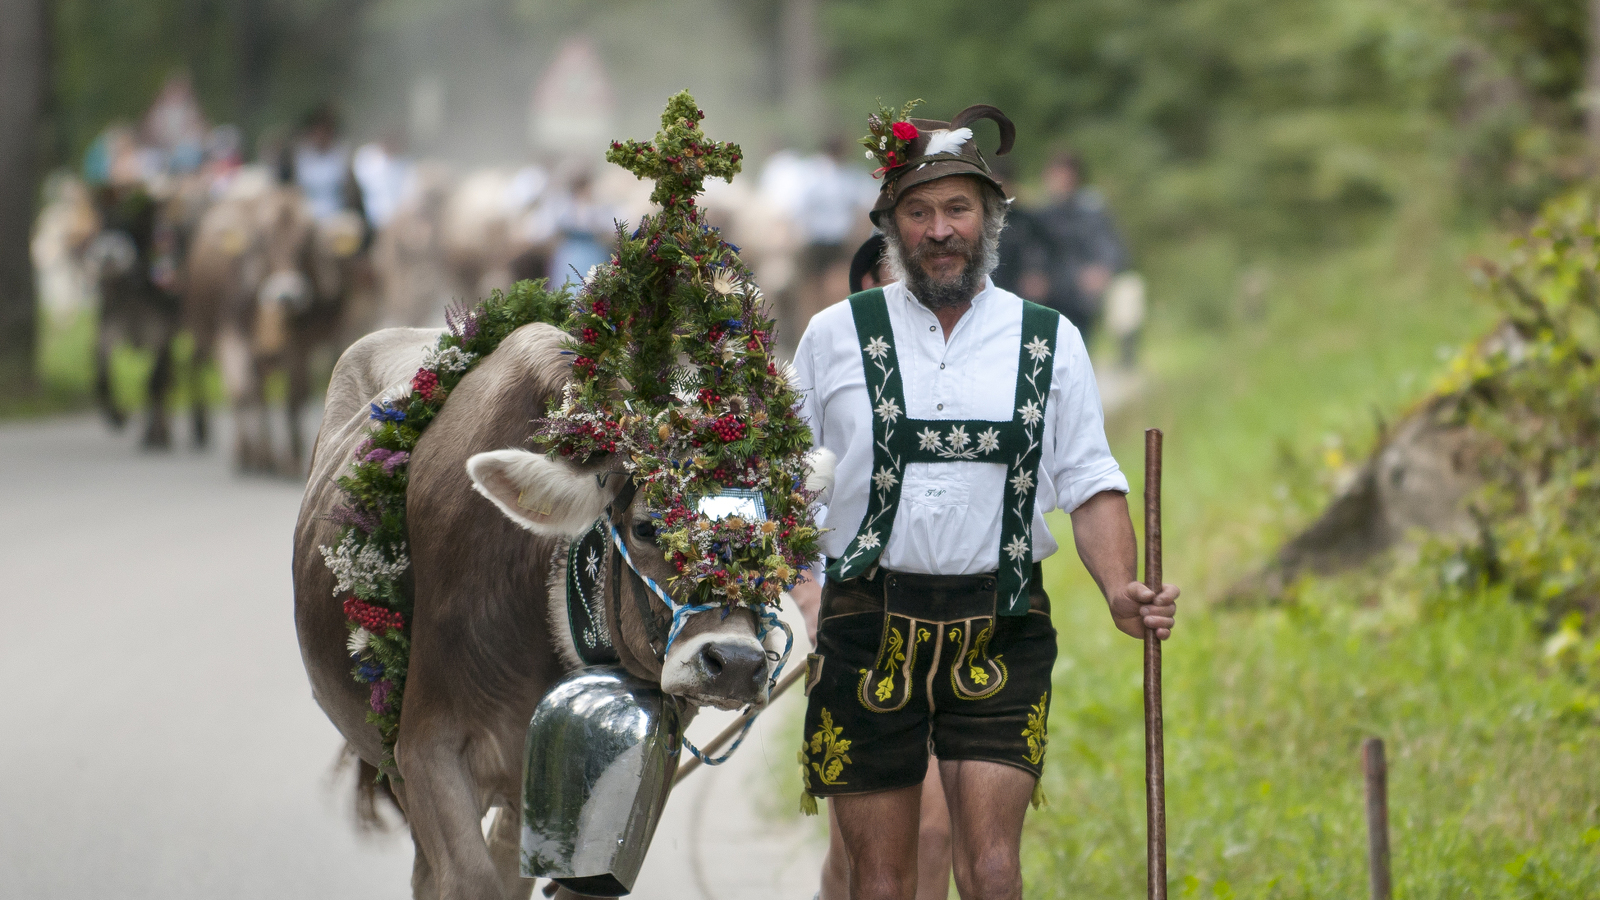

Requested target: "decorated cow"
[
  {"left": 185, "top": 169, "right": 370, "bottom": 473},
  {"left": 292, "top": 93, "right": 830, "bottom": 899}
]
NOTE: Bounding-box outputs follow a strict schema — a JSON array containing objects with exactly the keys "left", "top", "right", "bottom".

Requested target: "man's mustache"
[{"left": 910, "top": 234, "right": 977, "bottom": 269}]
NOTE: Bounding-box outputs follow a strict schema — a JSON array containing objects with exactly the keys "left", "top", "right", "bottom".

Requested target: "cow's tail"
[{"left": 335, "top": 742, "right": 406, "bottom": 832}]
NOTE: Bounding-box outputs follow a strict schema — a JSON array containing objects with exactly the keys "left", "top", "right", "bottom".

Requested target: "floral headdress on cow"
[
  {"left": 322, "top": 93, "right": 820, "bottom": 769},
  {"left": 539, "top": 91, "right": 821, "bottom": 607}
]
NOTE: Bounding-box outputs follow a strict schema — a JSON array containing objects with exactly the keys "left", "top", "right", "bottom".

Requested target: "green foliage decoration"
[
  {"left": 320, "top": 279, "right": 574, "bottom": 772},
  {"left": 541, "top": 90, "right": 822, "bottom": 607}
]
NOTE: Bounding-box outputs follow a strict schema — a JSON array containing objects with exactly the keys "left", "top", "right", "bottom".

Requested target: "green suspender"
[{"left": 824, "top": 288, "right": 1059, "bottom": 615}]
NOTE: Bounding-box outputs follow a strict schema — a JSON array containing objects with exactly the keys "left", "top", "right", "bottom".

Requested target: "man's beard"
[{"left": 892, "top": 231, "right": 988, "bottom": 311}]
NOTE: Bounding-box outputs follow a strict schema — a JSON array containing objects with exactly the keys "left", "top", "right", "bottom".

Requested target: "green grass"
[{"left": 1025, "top": 217, "right": 1600, "bottom": 896}]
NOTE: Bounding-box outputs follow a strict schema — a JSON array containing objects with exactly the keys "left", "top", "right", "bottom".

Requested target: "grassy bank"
[{"left": 1026, "top": 220, "right": 1600, "bottom": 896}]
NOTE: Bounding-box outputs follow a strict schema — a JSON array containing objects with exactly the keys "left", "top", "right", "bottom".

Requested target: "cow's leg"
[
  {"left": 388, "top": 775, "right": 440, "bottom": 900},
  {"left": 187, "top": 336, "right": 208, "bottom": 448},
  {"left": 281, "top": 330, "right": 312, "bottom": 477},
  {"left": 140, "top": 323, "right": 175, "bottom": 450},
  {"left": 486, "top": 804, "right": 535, "bottom": 900},
  {"left": 95, "top": 321, "right": 125, "bottom": 430},
  {"left": 396, "top": 731, "right": 506, "bottom": 900},
  {"left": 217, "top": 328, "right": 266, "bottom": 472}
]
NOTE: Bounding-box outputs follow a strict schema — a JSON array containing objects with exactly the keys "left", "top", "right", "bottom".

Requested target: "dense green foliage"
[
  {"left": 827, "top": 0, "right": 1591, "bottom": 257},
  {"left": 1003, "top": 192, "right": 1600, "bottom": 894}
]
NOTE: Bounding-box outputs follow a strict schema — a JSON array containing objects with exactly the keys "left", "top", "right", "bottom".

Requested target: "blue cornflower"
[{"left": 369, "top": 402, "right": 406, "bottom": 423}]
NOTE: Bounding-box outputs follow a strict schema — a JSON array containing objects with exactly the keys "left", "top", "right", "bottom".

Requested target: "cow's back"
[{"left": 293, "top": 326, "right": 444, "bottom": 760}]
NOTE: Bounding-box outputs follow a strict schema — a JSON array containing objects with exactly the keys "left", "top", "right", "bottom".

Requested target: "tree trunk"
[
  {"left": 0, "top": 0, "right": 49, "bottom": 388},
  {"left": 1588, "top": 0, "right": 1600, "bottom": 155}
]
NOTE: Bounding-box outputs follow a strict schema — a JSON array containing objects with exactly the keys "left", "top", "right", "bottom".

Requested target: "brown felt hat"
[{"left": 869, "top": 105, "right": 1016, "bottom": 226}]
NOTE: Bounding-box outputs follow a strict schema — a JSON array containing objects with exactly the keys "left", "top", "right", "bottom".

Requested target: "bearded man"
[{"left": 789, "top": 104, "right": 1180, "bottom": 900}]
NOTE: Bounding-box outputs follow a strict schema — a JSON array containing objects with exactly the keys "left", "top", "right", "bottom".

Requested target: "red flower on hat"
[{"left": 892, "top": 121, "right": 919, "bottom": 141}]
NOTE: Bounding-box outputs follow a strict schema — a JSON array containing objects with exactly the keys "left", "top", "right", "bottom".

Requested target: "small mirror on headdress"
[{"left": 697, "top": 488, "right": 767, "bottom": 522}]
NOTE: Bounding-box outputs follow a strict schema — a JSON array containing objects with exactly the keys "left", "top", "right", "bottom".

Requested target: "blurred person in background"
[
  {"left": 279, "top": 103, "right": 365, "bottom": 226},
  {"left": 1017, "top": 151, "right": 1127, "bottom": 345},
  {"left": 353, "top": 131, "right": 415, "bottom": 232},
  {"left": 546, "top": 169, "right": 616, "bottom": 288}
]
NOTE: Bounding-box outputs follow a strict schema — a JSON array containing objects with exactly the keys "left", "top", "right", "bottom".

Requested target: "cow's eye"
[{"left": 632, "top": 521, "right": 658, "bottom": 541}]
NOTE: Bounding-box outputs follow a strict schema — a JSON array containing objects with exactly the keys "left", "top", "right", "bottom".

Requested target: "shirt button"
[
  {"left": 929, "top": 325, "right": 936, "bottom": 332},
  {"left": 937, "top": 403, "right": 944, "bottom": 410},
  {"left": 939, "top": 363, "right": 945, "bottom": 369}
]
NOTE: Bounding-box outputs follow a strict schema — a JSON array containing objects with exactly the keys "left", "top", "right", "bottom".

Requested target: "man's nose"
[{"left": 926, "top": 212, "right": 956, "bottom": 240}]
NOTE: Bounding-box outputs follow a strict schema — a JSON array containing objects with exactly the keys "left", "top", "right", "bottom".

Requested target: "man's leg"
[
  {"left": 821, "top": 802, "right": 850, "bottom": 900},
  {"left": 916, "top": 759, "right": 953, "bottom": 900},
  {"left": 937, "top": 760, "right": 1035, "bottom": 900},
  {"left": 831, "top": 784, "right": 924, "bottom": 900}
]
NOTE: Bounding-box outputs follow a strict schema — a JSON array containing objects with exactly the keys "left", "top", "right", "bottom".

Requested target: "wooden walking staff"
[{"left": 1143, "top": 428, "right": 1168, "bottom": 900}]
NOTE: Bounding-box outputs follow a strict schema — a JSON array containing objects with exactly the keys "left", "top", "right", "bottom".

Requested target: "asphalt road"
[{"left": 0, "top": 414, "right": 823, "bottom": 899}]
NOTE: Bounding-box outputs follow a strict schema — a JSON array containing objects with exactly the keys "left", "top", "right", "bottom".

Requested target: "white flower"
[
  {"left": 584, "top": 265, "right": 602, "bottom": 286},
  {"left": 710, "top": 268, "right": 744, "bottom": 296},
  {"left": 1010, "top": 469, "right": 1035, "bottom": 495},
  {"left": 1004, "top": 534, "right": 1031, "bottom": 561},
  {"left": 346, "top": 627, "right": 372, "bottom": 655},
  {"left": 421, "top": 345, "right": 477, "bottom": 375},
  {"left": 864, "top": 336, "right": 891, "bottom": 360},
  {"left": 1024, "top": 336, "right": 1052, "bottom": 362},
  {"left": 584, "top": 548, "right": 602, "bottom": 581},
  {"left": 865, "top": 150, "right": 875, "bottom": 160},
  {"left": 872, "top": 466, "right": 899, "bottom": 491},
  {"left": 875, "top": 397, "right": 902, "bottom": 423},
  {"left": 976, "top": 428, "right": 1001, "bottom": 453},
  {"left": 320, "top": 533, "right": 411, "bottom": 597},
  {"left": 879, "top": 136, "right": 887, "bottom": 150},
  {"left": 947, "top": 425, "right": 969, "bottom": 450},
  {"left": 1018, "top": 400, "right": 1043, "bottom": 426},
  {"left": 856, "top": 529, "right": 882, "bottom": 551},
  {"left": 917, "top": 428, "right": 943, "bottom": 451}
]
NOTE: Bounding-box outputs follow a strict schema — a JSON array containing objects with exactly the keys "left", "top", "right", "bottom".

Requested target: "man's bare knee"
[{"left": 962, "top": 846, "right": 1021, "bottom": 900}]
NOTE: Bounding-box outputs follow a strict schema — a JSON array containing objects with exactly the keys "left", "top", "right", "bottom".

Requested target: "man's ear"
[{"left": 466, "top": 449, "right": 620, "bottom": 537}]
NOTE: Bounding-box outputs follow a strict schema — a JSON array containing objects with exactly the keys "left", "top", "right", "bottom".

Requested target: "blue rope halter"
[{"left": 606, "top": 521, "right": 794, "bottom": 766}]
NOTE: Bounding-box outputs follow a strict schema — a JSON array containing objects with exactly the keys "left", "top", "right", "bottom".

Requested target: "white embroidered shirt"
[{"left": 794, "top": 278, "right": 1129, "bottom": 575}]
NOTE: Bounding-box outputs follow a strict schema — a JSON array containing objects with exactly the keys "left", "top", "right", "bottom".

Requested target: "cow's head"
[
  {"left": 253, "top": 188, "right": 315, "bottom": 313},
  {"left": 465, "top": 447, "right": 834, "bottom": 711}
]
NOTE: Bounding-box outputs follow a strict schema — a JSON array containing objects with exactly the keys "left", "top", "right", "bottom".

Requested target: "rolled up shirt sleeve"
[{"left": 1042, "top": 316, "right": 1129, "bottom": 513}]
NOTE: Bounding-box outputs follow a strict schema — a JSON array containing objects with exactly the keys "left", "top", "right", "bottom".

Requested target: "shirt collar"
[{"left": 889, "top": 275, "right": 997, "bottom": 319}]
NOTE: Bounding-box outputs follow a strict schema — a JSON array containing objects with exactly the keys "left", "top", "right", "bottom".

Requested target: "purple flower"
[
  {"left": 381, "top": 451, "right": 410, "bottom": 475},
  {"left": 363, "top": 447, "right": 395, "bottom": 464},
  {"left": 445, "top": 302, "right": 479, "bottom": 340},
  {"left": 330, "top": 503, "right": 380, "bottom": 534},
  {"left": 369, "top": 679, "right": 394, "bottom": 713}
]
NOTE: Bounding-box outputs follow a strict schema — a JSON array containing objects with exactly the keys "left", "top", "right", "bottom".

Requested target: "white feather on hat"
[{"left": 924, "top": 127, "right": 973, "bottom": 157}]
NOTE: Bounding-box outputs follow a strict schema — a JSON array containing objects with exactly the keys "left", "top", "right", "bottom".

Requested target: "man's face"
[
  {"left": 1043, "top": 163, "right": 1078, "bottom": 199},
  {"left": 891, "top": 176, "right": 986, "bottom": 288}
]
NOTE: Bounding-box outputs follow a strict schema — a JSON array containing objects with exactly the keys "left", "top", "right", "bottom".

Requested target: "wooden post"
[
  {"left": 1144, "top": 429, "right": 1167, "bottom": 900},
  {"left": 1363, "top": 738, "right": 1392, "bottom": 900}
]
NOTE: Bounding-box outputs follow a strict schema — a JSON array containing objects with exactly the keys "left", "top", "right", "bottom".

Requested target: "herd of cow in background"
[{"left": 33, "top": 79, "right": 873, "bottom": 477}]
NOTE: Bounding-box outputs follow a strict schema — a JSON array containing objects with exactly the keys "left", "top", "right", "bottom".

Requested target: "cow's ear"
[
  {"left": 467, "top": 449, "right": 619, "bottom": 537},
  {"left": 804, "top": 448, "right": 837, "bottom": 505}
]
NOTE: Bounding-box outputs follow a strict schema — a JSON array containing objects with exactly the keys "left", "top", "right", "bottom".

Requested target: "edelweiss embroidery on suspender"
[{"left": 824, "top": 288, "right": 1057, "bottom": 615}]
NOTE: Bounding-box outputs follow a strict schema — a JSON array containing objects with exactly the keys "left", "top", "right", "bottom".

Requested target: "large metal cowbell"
[{"left": 521, "top": 666, "right": 681, "bottom": 896}]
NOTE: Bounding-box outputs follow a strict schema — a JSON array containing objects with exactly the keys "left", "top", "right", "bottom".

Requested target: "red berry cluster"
[
  {"left": 580, "top": 326, "right": 600, "bottom": 345},
  {"left": 697, "top": 388, "right": 721, "bottom": 406},
  {"left": 707, "top": 324, "right": 726, "bottom": 343},
  {"left": 572, "top": 356, "right": 597, "bottom": 377},
  {"left": 709, "top": 415, "right": 746, "bottom": 443},
  {"left": 344, "top": 596, "right": 405, "bottom": 634},
  {"left": 591, "top": 298, "right": 610, "bottom": 319},
  {"left": 411, "top": 369, "right": 440, "bottom": 400}
]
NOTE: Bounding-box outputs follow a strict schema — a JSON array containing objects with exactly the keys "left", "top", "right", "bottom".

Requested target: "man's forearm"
[{"left": 1068, "top": 490, "right": 1139, "bottom": 603}]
